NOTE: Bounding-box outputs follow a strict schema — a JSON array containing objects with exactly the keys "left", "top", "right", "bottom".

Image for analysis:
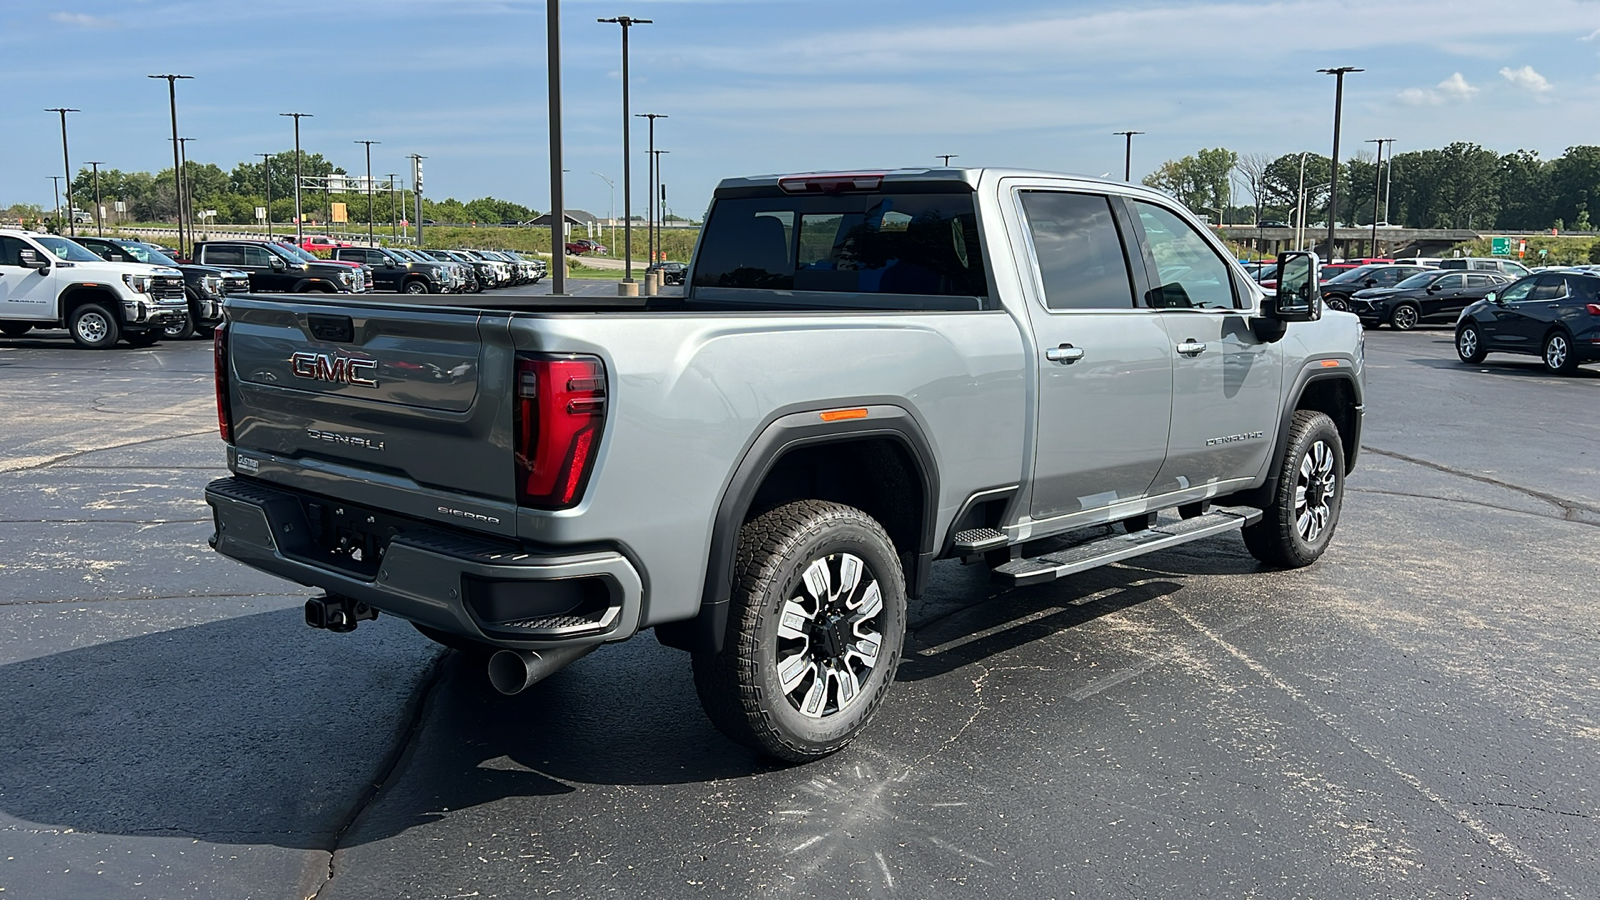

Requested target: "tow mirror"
[
  {"left": 1267, "top": 251, "right": 1321, "bottom": 323},
  {"left": 18, "top": 249, "right": 48, "bottom": 271}
]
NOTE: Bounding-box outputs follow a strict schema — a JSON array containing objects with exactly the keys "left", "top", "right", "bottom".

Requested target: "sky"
[{"left": 2, "top": 0, "right": 1598, "bottom": 220}]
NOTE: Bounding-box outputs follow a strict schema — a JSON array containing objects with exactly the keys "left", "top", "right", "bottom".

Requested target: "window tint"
[
  {"left": 1465, "top": 274, "right": 1494, "bottom": 288},
  {"left": 243, "top": 246, "right": 275, "bottom": 267},
  {"left": 1437, "top": 259, "right": 1465, "bottom": 270},
  {"left": 0, "top": 236, "right": 27, "bottom": 267},
  {"left": 1531, "top": 276, "right": 1565, "bottom": 301},
  {"left": 1564, "top": 276, "right": 1599, "bottom": 301},
  {"left": 692, "top": 192, "right": 987, "bottom": 303},
  {"left": 1435, "top": 274, "right": 1466, "bottom": 289},
  {"left": 1019, "top": 191, "right": 1135, "bottom": 310},
  {"left": 1498, "top": 278, "right": 1535, "bottom": 302},
  {"left": 204, "top": 245, "right": 245, "bottom": 266},
  {"left": 1132, "top": 201, "right": 1236, "bottom": 309}
]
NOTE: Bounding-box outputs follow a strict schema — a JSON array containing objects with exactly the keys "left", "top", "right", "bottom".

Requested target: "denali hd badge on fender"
[{"left": 290, "top": 351, "right": 378, "bottom": 387}]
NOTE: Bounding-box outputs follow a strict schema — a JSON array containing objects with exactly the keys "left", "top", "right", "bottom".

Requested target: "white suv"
[
  {"left": 1437, "top": 257, "right": 1532, "bottom": 278},
  {"left": 0, "top": 230, "right": 189, "bottom": 349}
]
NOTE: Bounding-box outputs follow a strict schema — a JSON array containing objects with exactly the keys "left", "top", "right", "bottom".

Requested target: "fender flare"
[
  {"left": 655, "top": 404, "right": 939, "bottom": 655},
  {"left": 1247, "top": 362, "right": 1364, "bottom": 504}
]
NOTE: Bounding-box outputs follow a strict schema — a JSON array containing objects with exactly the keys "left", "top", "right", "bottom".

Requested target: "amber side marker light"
[
  {"left": 1319, "top": 359, "right": 1342, "bottom": 367},
  {"left": 819, "top": 408, "right": 869, "bottom": 422}
]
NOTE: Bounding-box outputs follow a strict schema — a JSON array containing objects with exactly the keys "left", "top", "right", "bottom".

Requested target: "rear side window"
[
  {"left": 1438, "top": 259, "right": 1465, "bottom": 270},
  {"left": 1131, "top": 201, "right": 1238, "bottom": 309},
  {"left": 1564, "top": 276, "right": 1599, "bottom": 301},
  {"left": 692, "top": 192, "right": 988, "bottom": 306},
  {"left": 1436, "top": 274, "right": 1466, "bottom": 289},
  {"left": 0, "top": 236, "right": 26, "bottom": 266},
  {"left": 1019, "top": 191, "right": 1136, "bottom": 310},
  {"left": 205, "top": 245, "right": 245, "bottom": 266}
]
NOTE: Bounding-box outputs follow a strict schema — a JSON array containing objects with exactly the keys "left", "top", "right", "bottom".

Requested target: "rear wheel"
[
  {"left": 1456, "top": 323, "right": 1487, "bottom": 363},
  {"left": 692, "top": 500, "right": 906, "bottom": 762},
  {"left": 1243, "top": 410, "right": 1344, "bottom": 568},
  {"left": 68, "top": 303, "right": 120, "bottom": 350},
  {"left": 1389, "top": 302, "right": 1420, "bottom": 331},
  {"left": 1543, "top": 331, "right": 1579, "bottom": 375},
  {"left": 1325, "top": 295, "right": 1350, "bottom": 312}
]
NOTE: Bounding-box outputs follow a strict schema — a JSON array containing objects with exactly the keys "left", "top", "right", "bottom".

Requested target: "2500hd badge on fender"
[{"left": 206, "top": 168, "right": 1363, "bottom": 762}]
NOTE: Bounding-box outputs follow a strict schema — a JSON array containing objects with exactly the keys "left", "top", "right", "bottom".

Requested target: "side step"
[
  {"left": 994, "top": 507, "right": 1263, "bottom": 587},
  {"left": 952, "top": 527, "right": 1008, "bottom": 554}
]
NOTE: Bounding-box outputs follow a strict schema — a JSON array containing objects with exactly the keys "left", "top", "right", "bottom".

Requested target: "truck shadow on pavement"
[
  {"left": 1408, "top": 356, "right": 1600, "bottom": 379},
  {"left": 0, "top": 539, "right": 1261, "bottom": 847}
]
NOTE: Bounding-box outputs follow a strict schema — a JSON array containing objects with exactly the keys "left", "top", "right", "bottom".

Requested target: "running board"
[{"left": 993, "top": 507, "right": 1263, "bottom": 587}]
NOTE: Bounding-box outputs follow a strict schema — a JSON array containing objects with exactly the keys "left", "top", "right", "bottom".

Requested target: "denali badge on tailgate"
[{"left": 290, "top": 351, "right": 378, "bottom": 387}]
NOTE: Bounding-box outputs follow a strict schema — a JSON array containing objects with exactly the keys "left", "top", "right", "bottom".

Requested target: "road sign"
[
  {"left": 114, "top": 201, "right": 126, "bottom": 213},
  {"left": 255, "top": 207, "right": 267, "bottom": 221},
  {"left": 1491, "top": 237, "right": 1510, "bottom": 255},
  {"left": 331, "top": 202, "right": 348, "bottom": 224}
]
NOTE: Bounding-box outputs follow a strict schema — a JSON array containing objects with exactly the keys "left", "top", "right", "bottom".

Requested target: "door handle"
[
  {"left": 1044, "top": 343, "right": 1085, "bottom": 364},
  {"left": 1175, "top": 339, "right": 1207, "bottom": 357}
]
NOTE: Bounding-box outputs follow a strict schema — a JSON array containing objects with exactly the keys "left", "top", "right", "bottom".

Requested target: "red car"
[
  {"left": 565, "top": 239, "right": 607, "bottom": 255},
  {"left": 299, "top": 234, "right": 352, "bottom": 252}
]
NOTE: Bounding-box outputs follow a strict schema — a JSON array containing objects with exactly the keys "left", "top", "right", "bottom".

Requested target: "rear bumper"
[{"left": 205, "top": 476, "right": 643, "bottom": 649}]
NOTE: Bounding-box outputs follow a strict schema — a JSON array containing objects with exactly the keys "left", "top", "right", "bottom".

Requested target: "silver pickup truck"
[{"left": 205, "top": 168, "right": 1363, "bottom": 761}]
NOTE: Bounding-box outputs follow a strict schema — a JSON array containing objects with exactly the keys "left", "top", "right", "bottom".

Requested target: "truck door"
[
  {"left": 1011, "top": 188, "right": 1174, "bottom": 519},
  {"left": 0, "top": 236, "right": 60, "bottom": 322},
  {"left": 1124, "top": 200, "right": 1281, "bottom": 494}
]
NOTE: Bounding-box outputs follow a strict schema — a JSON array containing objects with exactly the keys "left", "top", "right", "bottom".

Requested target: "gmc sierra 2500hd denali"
[{"left": 205, "top": 168, "right": 1364, "bottom": 761}]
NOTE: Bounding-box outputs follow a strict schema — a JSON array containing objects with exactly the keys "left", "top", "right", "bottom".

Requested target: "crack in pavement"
[
  {"left": 1345, "top": 487, "right": 1600, "bottom": 529},
  {"left": 307, "top": 651, "right": 448, "bottom": 900},
  {"left": 0, "top": 429, "right": 217, "bottom": 475},
  {"left": 1362, "top": 445, "right": 1600, "bottom": 525}
]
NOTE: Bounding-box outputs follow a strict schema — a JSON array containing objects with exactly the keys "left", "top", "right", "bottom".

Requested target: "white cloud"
[
  {"left": 1582, "top": 28, "right": 1600, "bottom": 42},
  {"left": 1500, "top": 65, "right": 1552, "bottom": 92},
  {"left": 48, "top": 12, "right": 119, "bottom": 29},
  {"left": 1399, "top": 72, "right": 1477, "bottom": 105}
]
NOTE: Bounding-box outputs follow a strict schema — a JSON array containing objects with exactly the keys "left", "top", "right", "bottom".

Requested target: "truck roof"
[{"left": 712, "top": 167, "right": 1177, "bottom": 201}]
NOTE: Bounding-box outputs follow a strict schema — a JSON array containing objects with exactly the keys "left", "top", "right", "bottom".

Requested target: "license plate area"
[{"left": 296, "top": 497, "right": 407, "bottom": 579}]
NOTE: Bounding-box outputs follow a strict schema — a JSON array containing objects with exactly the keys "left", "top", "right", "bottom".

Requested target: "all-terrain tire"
[{"left": 1242, "top": 410, "right": 1345, "bottom": 568}]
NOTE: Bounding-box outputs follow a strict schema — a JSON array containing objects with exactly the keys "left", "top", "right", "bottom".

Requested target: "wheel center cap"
[{"left": 813, "top": 612, "right": 850, "bottom": 659}]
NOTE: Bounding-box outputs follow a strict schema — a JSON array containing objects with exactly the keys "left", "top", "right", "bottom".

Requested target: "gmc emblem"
[{"left": 291, "top": 351, "right": 378, "bottom": 387}]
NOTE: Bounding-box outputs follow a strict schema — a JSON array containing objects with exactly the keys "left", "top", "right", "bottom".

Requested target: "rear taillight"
[
  {"left": 213, "top": 321, "right": 233, "bottom": 443},
  {"left": 1586, "top": 303, "right": 1600, "bottom": 316},
  {"left": 514, "top": 355, "right": 607, "bottom": 509}
]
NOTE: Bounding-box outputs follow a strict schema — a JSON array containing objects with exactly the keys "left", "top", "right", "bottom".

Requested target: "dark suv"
[
  {"left": 1351, "top": 270, "right": 1509, "bottom": 330},
  {"left": 1320, "top": 264, "right": 1434, "bottom": 311},
  {"left": 192, "top": 241, "right": 360, "bottom": 294},
  {"left": 1456, "top": 271, "right": 1600, "bottom": 374},
  {"left": 332, "top": 246, "right": 446, "bottom": 294}
]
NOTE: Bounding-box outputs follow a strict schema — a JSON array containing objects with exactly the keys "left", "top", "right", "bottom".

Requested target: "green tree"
[
  {"left": 1548, "top": 146, "right": 1600, "bottom": 233},
  {"left": 1497, "top": 150, "right": 1549, "bottom": 230},
  {"left": 1142, "top": 148, "right": 1238, "bottom": 219},
  {"left": 1260, "top": 153, "right": 1333, "bottom": 224}
]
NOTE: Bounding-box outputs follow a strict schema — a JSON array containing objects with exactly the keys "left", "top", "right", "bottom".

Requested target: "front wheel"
[
  {"left": 68, "top": 303, "right": 120, "bottom": 350},
  {"left": 1325, "top": 295, "right": 1350, "bottom": 312},
  {"left": 1456, "top": 323, "right": 1487, "bottom": 363},
  {"left": 1243, "top": 410, "right": 1345, "bottom": 568},
  {"left": 692, "top": 500, "right": 906, "bottom": 762},
  {"left": 163, "top": 308, "right": 196, "bottom": 340},
  {"left": 1543, "top": 331, "right": 1579, "bottom": 375},
  {"left": 403, "top": 279, "right": 430, "bottom": 295},
  {"left": 1389, "top": 302, "right": 1420, "bottom": 331}
]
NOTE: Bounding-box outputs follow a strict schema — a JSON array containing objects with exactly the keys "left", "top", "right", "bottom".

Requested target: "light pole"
[
  {"left": 592, "top": 171, "right": 615, "bottom": 252},
  {"left": 599, "top": 15, "right": 652, "bottom": 286},
  {"left": 408, "top": 154, "right": 426, "bottom": 247},
  {"left": 48, "top": 176, "right": 63, "bottom": 230},
  {"left": 1114, "top": 131, "right": 1143, "bottom": 182},
  {"left": 280, "top": 112, "right": 312, "bottom": 244},
  {"left": 86, "top": 161, "right": 105, "bottom": 236},
  {"left": 45, "top": 108, "right": 80, "bottom": 236},
  {"left": 1378, "top": 138, "right": 1396, "bottom": 230},
  {"left": 355, "top": 140, "right": 380, "bottom": 247},
  {"left": 174, "top": 137, "right": 196, "bottom": 243},
  {"left": 148, "top": 75, "right": 192, "bottom": 256},
  {"left": 936, "top": 154, "right": 958, "bottom": 166},
  {"left": 386, "top": 174, "right": 399, "bottom": 243},
  {"left": 1295, "top": 151, "right": 1309, "bottom": 252},
  {"left": 1318, "top": 67, "right": 1362, "bottom": 261},
  {"left": 635, "top": 112, "right": 667, "bottom": 264},
  {"left": 652, "top": 149, "right": 669, "bottom": 261},
  {"left": 1365, "top": 137, "right": 1389, "bottom": 257},
  {"left": 257, "top": 153, "right": 274, "bottom": 238}
]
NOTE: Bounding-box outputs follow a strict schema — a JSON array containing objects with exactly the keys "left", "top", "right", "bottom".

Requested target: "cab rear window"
[{"left": 692, "top": 193, "right": 988, "bottom": 308}]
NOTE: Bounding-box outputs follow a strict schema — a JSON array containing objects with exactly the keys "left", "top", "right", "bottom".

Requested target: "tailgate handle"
[{"left": 308, "top": 314, "right": 355, "bottom": 343}]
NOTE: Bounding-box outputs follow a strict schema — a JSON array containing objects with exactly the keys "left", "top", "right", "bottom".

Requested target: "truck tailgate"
[{"left": 224, "top": 297, "right": 517, "bottom": 534}]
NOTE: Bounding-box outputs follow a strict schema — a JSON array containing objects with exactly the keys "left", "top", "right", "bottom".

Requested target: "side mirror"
[
  {"left": 1267, "top": 251, "right": 1321, "bottom": 323},
  {"left": 1485, "top": 291, "right": 1499, "bottom": 304},
  {"left": 1426, "top": 284, "right": 1440, "bottom": 293},
  {"left": 1363, "top": 278, "right": 1376, "bottom": 287},
  {"left": 18, "top": 249, "right": 48, "bottom": 271},
  {"left": 269, "top": 257, "right": 287, "bottom": 271}
]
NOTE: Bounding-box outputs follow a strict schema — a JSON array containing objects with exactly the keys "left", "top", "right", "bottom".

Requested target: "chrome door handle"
[
  {"left": 1175, "top": 339, "right": 1207, "bottom": 357},
  {"left": 1044, "top": 344, "right": 1085, "bottom": 363}
]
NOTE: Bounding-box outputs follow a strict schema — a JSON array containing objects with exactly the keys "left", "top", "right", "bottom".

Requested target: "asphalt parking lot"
[{"left": 1, "top": 315, "right": 1596, "bottom": 899}]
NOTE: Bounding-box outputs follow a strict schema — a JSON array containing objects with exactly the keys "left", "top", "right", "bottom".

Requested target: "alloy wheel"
[
  {"left": 775, "top": 552, "right": 884, "bottom": 719},
  {"left": 1545, "top": 334, "right": 1569, "bottom": 371},
  {"left": 1295, "top": 439, "right": 1338, "bottom": 544},
  {"left": 1391, "top": 304, "right": 1418, "bottom": 330},
  {"left": 1458, "top": 328, "right": 1478, "bottom": 359}
]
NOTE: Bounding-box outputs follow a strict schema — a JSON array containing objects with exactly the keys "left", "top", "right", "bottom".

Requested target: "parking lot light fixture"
[
  {"left": 148, "top": 75, "right": 193, "bottom": 257},
  {"left": 1114, "top": 131, "right": 1143, "bottom": 182},
  {"left": 86, "top": 161, "right": 105, "bottom": 236},
  {"left": 280, "top": 112, "right": 313, "bottom": 245},
  {"left": 46, "top": 108, "right": 80, "bottom": 237},
  {"left": 355, "top": 140, "right": 380, "bottom": 247},
  {"left": 599, "top": 15, "right": 652, "bottom": 284},
  {"left": 173, "top": 138, "right": 196, "bottom": 245},
  {"left": 1318, "top": 67, "right": 1363, "bottom": 260},
  {"left": 636, "top": 113, "right": 667, "bottom": 264},
  {"left": 936, "top": 154, "right": 958, "bottom": 166}
]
